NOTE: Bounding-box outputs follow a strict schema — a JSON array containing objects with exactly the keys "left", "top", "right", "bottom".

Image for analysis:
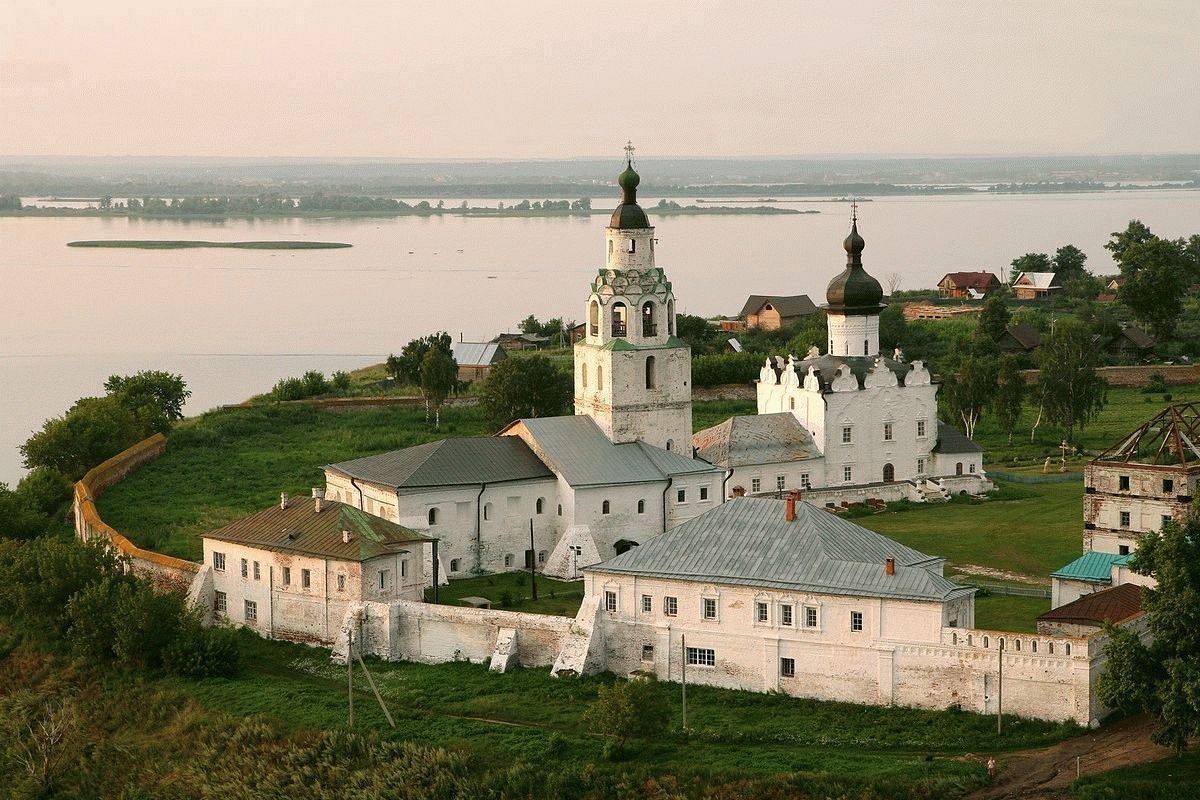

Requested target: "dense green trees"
[
  {"left": 583, "top": 676, "right": 671, "bottom": 754},
  {"left": 104, "top": 370, "right": 190, "bottom": 434},
  {"left": 1107, "top": 221, "right": 1193, "bottom": 339},
  {"left": 20, "top": 396, "right": 144, "bottom": 480},
  {"left": 1097, "top": 517, "right": 1200, "bottom": 753},
  {"left": 388, "top": 332, "right": 453, "bottom": 385},
  {"left": 1033, "top": 318, "right": 1107, "bottom": 441},
  {"left": 479, "top": 356, "right": 571, "bottom": 428}
]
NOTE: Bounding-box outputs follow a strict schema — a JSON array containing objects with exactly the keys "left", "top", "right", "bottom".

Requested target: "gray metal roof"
[
  {"left": 588, "top": 497, "right": 973, "bottom": 603},
  {"left": 932, "top": 422, "right": 984, "bottom": 454},
  {"left": 693, "top": 413, "right": 820, "bottom": 467},
  {"left": 451, "top": 341, "right": 505, "bottom": 367},
  {"left": 510, "top": 415, "right": 719, "bottom": 487},
  {"left": 326, "top": 437, "right": 554, "bottom": 489}
]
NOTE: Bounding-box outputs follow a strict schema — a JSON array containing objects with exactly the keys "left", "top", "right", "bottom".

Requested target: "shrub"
[
  {"left": 164, "top": 614, "right": 243, "bottom": 678},
  {"left": 583, "top": 675, "right": 671, "bottom": 753}
]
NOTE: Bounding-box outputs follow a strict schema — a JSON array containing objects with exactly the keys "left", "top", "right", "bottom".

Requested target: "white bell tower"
[{"left": 574, "top": 145, "right": 693, "bottom": 453}]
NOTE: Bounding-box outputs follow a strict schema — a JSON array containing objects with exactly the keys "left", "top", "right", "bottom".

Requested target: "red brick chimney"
[
  {"left": 885, "top": 557, "right": 896, "bottom": 576},
  {"left": 731, "top": 485, "right": 746, "bottom": 498},
  {"left": 785, "top": 490, "right": 801, "bottom": 522}
]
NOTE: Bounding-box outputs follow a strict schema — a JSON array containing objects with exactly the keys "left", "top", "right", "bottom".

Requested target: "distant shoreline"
[{"left": 66, "top": 240, "right": 352, "bottom": 250}]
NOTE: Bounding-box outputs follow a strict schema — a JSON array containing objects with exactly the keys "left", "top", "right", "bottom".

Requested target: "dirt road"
[{"left": 967, "top": 715, "right": 1172, "bottom": 799}]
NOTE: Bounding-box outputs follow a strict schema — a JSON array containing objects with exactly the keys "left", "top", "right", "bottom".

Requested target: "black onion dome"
[
  {"left": 609, "top": 160, "right": 650, "bottom": 229},
  {"left": 825, "top": 220, "right": 884, "bottom": 314}
]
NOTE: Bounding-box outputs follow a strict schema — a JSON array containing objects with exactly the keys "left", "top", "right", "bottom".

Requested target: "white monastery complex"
[{"left": 170, "top": 153, "right": 1141, "bottom": 727}]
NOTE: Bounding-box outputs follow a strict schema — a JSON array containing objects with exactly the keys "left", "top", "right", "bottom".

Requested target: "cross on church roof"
[
  {"left": 850, "top": 198, "right": 859, "bottom": 223},
  {"left": 625, "top": 139, "right": 636, "bottom": 165}
]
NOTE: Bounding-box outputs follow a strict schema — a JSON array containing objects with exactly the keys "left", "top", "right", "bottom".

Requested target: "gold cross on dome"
[{"left": 624, "top": 140, "right": 636, "bottom": 164}]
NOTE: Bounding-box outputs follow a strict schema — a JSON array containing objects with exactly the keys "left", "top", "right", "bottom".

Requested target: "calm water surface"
[{"left": 2, "top": 189, "right": 1198, "bottom": 485}]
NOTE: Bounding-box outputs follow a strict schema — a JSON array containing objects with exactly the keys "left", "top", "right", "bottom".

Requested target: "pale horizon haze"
[{"left": 2, "top": 0, "right": 1197, "bottom": 160}]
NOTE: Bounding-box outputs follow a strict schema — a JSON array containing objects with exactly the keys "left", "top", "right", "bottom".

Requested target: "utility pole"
[
  {"left": 681, "top": 633, "right": 688, "bottom": 734},
  {"left": 529, "top": 519, "right": 538, "bottom": 600},
  {"left": 997, "top": 638, "right": 1004, "bottom": 735},
  {"left": 347, "top": 627, "right": 354, "bottom": 728}
]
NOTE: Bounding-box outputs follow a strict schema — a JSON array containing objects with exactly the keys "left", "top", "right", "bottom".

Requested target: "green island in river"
[{"left": 66, "top": 240, "right": 352, "bottom": 249}]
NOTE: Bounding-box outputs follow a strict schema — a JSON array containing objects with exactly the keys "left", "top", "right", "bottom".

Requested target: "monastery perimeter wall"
[
  {"left": 73, "top": 433, "right": 201, "bottom": 594},
  {"left": 1019, "top": 364, "right": 1200, "bottom": 387}
]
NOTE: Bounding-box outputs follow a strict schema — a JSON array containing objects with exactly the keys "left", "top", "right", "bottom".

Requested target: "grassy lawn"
[
  {"left": 162, "top": 632, "right": 1086, "bottom": 797},
  {"left": 1072, "top": 749, "right": 1200, "bottom": 799},
  {"left": 973, "top": 595, "right": 1050, "bottom": 633},
  {"left": 857, "top": 471, "right": 1084, "bottom": 580},
  {"left": 426, "top": 570, "right": 584, "bottom": 616}
]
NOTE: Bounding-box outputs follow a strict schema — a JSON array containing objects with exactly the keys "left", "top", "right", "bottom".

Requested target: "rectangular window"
[
  {"left": 1120, "top": 511, "right": 1131, "bottom": 528},
  {"left": 245, "top": 599, "right": 258, "bottom": 623},
  {"left": 702, "top": 597, "right": 717, "bottom": 620},
  {"left": 1164, "top": 478, "right": 1174, "bottom": 494},
  {"left": 781, "top": 604, "right": 793, "bottom": 627},
  {"left": 776, "top": 475, "right": 786, "bottom": 491},
  {"left": 282, "top": 566, "right": 291, "bottom": 586},
  {"left": 214, "top": 590, "right": 227, "bottom": 615},
  {"left": 605, "top": 590, "right": 618, "bottom": 613},
  {"left": 1163, "top": 515, "right": 1172, "bottom": 528},
  {"left": 751, "top": 478, "right": 761, "bottom": 493},
  {"left": 379, "top": 569, "right": 390, "bottom": 590},
  {"left": 664, "top": 596, "right": 678, "bottom": 616},
  {"left": 641, "top": 644, "right": 654, "bottom": 662},
  {"left": 917, "top": 419, "right": 927, "bottom": 438},
  {"left": 212, "top": 552, "right": 226, "bottom": 572},
  {"left": 1119, "top": 545, "right": 1130, "bottom": 556},
  {"left": 241, "top": 558, "right": 248, "bottom": 578},
  {"left": 917, "top": 458, "right": 926, "bottom": 476},
  {"left": 337, "top": 574, "right": 346, "bottom": 592},
  {"left": 1119, "top": 475, "right": 1130, "bottom": 491},
  {"left": 756, "top": 601, "right": 768, "bottom": 623},
  {"left": 685, "top": 647, "right": 715, "bottom": 667},
  {"left": 800, "top": 473, "right": 811, "bottom": 490},
  {"left": 253, "top": 561, "right": 260, "bottom": 581},
  {"left": 969, "top": 463, "right": 976, "bottom": 473},
  {"left": 700, "top": 487, "right": 709, "bottom": 501},
  {"left": 883, "top": 422, "right": 894, "bottom": 441},
  {"left": 301, "top": 568, "right": 311, "bottom": 588},
  {"left": 843, "top": 465, "right": 853, "bottom": 483},
  {"left": 841, "top": 426, "right": 853, "bottom": 444},
  {"left": 805, "top": 606, "right": 818, "bottom": 628},
  {"left": 677, "top": 489, "right": 686, "bottom": 503},
  {"left": 780, "top": 657, "right": 796, "bottom": 678},
  {"left": 400, "top": 560, "right": 408, "bottom": 578},
  {"left": 851, "top": 611, "right": 864, "bottom": 632},
  {"left": 642, "top": 594, "right": 652, "bottom": 613}
]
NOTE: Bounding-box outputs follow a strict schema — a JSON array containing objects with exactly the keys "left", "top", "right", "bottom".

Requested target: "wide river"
[{"left": 2, "top": 189, "right": 1199, "bottom": 486}]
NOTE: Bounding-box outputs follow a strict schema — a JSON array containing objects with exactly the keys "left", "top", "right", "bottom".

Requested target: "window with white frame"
[
  {"left": 337, "top": 574, "right": 346, "bottom": 592},
  {"left": 843, "top": 465, "right": 853, "bottom": 483},
  {"left": 700, "top": 487, "right": 709, "bottom": 501},
  {"left": 641, "top": 644, "right": 654, "bottom": 662},
  {"left": 604, "top": 590, "right": 618, "bottom": 613},
  {"left": 805, "top": 606, "right": 818, "bottom": 628},
  {"left": 241, "top": 558, "right": 248, "bottom": 578},
  {"left": 642, "top": 594, "right": 652, "bottom": 613},
  {"left": 677, "top": 488, "right": 686, "bottom": 503},
  {"left": 214, "top": 590, "right": 227, "bottom": 616},
  {"left": 302, "top": 568, "right": 311, "bottom": 588},
  {"left": 883, "top": 422, "right": 894, "bottom": 441},
  {"left": 842, "top": 426, "right": 853, "bottom": 444},
  {"left": 776, "top": 475, "right": 786, "bottom": 491},
  {"left": 450, "top": 558, "right": 461, "bottom": 572},
  {"left": 800, "top": 473, "right": 811, "bottom": 489},
  {"left": 686, "top": 647, "right": 715, "bottom": 667},
  {"left": 245, "top": 599, "right": 258, "bottom": 623},
  {"left": 212, "top": 552, "right": 226, "bottom": 572},
  {"left": 1120, "top": 511, "right": 1131, "bottom": 528},
  {"left": 702, "top": 597, "right": 717, "bottom": 620},
  {"left": 751, "top": 477, "right": 761, "bottom": 493},
  {"left": 504, "top": 553, "right": 514, "bottom": 567},
  {"left": 253, "top": 561, "right": 260, "bottom": 580},
  {"left": 664, "top": 596, "right": 678, "bottom": 616},
  {"left": 917, "top": 458, "right": 926, "bottom": 476},
  {"left": 781, "top": 604, "right": 794, "bottom": 627},
  {"left": 780, "top": 657, "right": 796, "bottom": 678},
  {"left": 917, "top": 419, "right": 927, "bottom": 438},
  {"left": 969, "top": 463, "right": 976, "bottom": 473},
  {"left": 483, "top": 503, "right": 492, "bottom": 521},
  {"left": 637, "top": 499, "right": 645, "bottom": 514},
  {"left": 851, "top": 610, "right": 864, "bottom": 632},
  {"left": 756, "top": 601, "right": 768, "bottom": 623},
  {"left": 282, "top": 566, "right": 291, "bottom": 586},
  {"left": 538, "top": 550, "right": 547, "bottom": 563}
]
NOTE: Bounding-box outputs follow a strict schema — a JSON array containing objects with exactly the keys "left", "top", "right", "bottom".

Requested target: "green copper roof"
[{"left": 1051, "top": 551, "right": 1131, "bottom": 583}]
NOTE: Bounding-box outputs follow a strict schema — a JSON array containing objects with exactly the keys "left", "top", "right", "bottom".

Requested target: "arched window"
[
  {"left": 883, "top": 463, "right": 895, "bottom": 482},
  {"left": 864, "top": 339, "right": 869, "bottom": 355},
  {"left": 983, "top": 636, "right": 990, "bottom": 648},
  {"left": 581, "top": 364, "right": 588, "bottom": 388},
  {"left": 642, "top": 301, "right": 656, "bottom": 336},
  {"left": 589, "top": 300, "right": 600, "bottom": 336},
  {"left": 789, "top": 397, "right": 795, "bottom": 410},
  {"left": 627, "top": 238, "right": 636, "bottom": 253},
  {"left": 1065, "top": 643, "right": 1071, "bottom": 656},
  {"left": 1015, "top": 639, "right": 1021, "bottom": 652},
  {"left": 535, "top": 498, "right": 545, "bottom": 514},
  {"left": 1031, "top": 640, "right": 1038, "bottom": 653},
  {"left": 450, "top": 558, "right": 460, "bottom": 572},
  {"left": 1048, "top": 642, "right": 1055, "bottom": 654},
  {"left": 665, "top": 438, "right": 673, "bottom": 451},
  {"left": 483, "top": 502, "right": 492, "bottom": 521},
  {"left": 597, "top": 365, "right": 604, "bottom": 390},
  {"left": 645, "top": 355, "right": 656, "bottom": 389},
  {"left": 427, "top": 507, "right": 439, "bottom": 526},
  {"left": 956, "top": 462, "right": 964, "bottom": 475},
  {"left": 611, "top": 302, "right": 627, "bottom": 337},
  {"left": 557, "top": 504, "right": 562, "bottom": 516},
  {"left": 637, "top": 499, "right": 645, "bottom": 514},
  {"left": 602, "top": 500, "right": 611, "bottom": 515},
  {"left": 607, "top": 240, "right": 613, "bottom": 256},
  {"left": 951, "top": 633, "right": 957, "bottom": 645},
  {"left": 667, "top": 300, "right": 675, "bottom": 334}
]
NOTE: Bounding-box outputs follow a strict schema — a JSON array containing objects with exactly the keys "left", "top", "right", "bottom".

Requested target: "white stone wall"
[
  {"left": 574, "top": 341, "right": 693, "bottom": 452},
  {"left": 384, "top": 599, "right": 573, "bottom": 666},
  {"left": 202, "top": 538, "right": 425, "bottom": 644},
  {"left": 726, "top": 460, "right": 818, "bottom": 498},
  {"left": 821, "top": 379, "right": 938, "bottom": 487},
  {"left": 827, "top": 313, "right": 880, "bottom": 358}
]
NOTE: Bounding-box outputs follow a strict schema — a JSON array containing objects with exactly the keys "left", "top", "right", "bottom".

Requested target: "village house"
[
  {"left": 1038, "top": 583, "right": 1144, "bottom": 639},
  {"left": 997, "top": 322, "right": 1042, "bottom": 354},
  {"left": 937, "top": 271, "right": 1001, "bottom": 299},
  {"left": 739, "top": 294, "right": 818, "bottom": 330},
  {"left": 450, "top": 340, "right": 506, "bottom": 383},
  {"left": 201, "top": 490, "right": 434, "bottom": 644},
  {"left": 1011, "top": 271, "right": 1061, "bottom": 300},
  {"left": 1111, "top": 325, "right": 1154, "bottom": 362}
]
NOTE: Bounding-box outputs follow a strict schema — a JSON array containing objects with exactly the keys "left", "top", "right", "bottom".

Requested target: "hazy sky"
[{"left": 2, "top": 1, "right": 1196, "bottom": 159}]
